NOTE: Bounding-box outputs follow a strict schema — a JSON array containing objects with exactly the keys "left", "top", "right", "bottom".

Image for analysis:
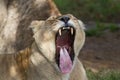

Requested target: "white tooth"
[
  {"left": 71, "top": 28, "right": 73, "bottom": 35},
  {"left": 63, "top": 27, "right": 70, "bottom": 30},
  {"left": 59, "top": 29, "right": 62, "bottom": 36},
  {"left": 67, "top": 27, "right": 70, "bottom": 29}
]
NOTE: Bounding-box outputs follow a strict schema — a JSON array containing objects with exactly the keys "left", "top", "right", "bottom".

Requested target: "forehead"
[
  {"left": 42, "top": 14, "right": 79, "bottom": 29},
  {"left": 56, "top": 14, "right": 76, "bottom": 20},
  {"left": 46, "top": 14, "right": 77, "bottom": 23}
]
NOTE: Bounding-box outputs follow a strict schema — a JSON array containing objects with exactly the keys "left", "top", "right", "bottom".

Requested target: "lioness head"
[{"left": 30, "top": 14, "right": 85, "bottom": 74}]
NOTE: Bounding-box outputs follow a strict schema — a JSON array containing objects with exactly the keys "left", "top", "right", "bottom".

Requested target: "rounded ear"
[
  {"left": 29, "top": 20, "right": 45, "bottom": 33},
  {"left": 78, "top": 20, "right": 86, "bottom": 30}
]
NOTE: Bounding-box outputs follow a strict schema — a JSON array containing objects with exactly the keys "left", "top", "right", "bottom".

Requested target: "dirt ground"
[{"left": 79, "top": 30, "right": 120, "bottom": 72}]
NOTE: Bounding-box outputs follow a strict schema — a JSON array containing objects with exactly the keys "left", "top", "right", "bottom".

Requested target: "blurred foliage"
[
  {"left": 109, "top": 24, "right": 120, "bottom": 32},
  {"left": 85, "top": 22, "right": 120, "bottom": 36},
  {"left": 87, "top": 70, "right": 120, "bottom": 80},
  {"left": 54, "top": 0, "right": 120, "bottom": 22}
]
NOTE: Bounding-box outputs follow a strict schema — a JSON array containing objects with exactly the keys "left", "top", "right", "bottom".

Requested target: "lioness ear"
[
  {"left": 29, "top": 20, "right": 44, "bottom": 33},
  {"left": 78, "top": 20, "right": 86, "bottom": 30}
]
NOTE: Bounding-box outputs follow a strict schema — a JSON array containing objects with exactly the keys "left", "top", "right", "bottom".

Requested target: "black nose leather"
[{"left": 59, "top": 16, "right": 70, "bottom": 24}]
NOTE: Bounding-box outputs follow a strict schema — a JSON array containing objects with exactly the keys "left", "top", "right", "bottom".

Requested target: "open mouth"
[{"left": 55, "top": 26, "right": 75, "bottom": 74}]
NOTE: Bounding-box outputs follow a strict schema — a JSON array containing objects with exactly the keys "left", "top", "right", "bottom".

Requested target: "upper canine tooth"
[
  {"left": 71, "top": 28, "right": 73, "bottom": 35},
  {"left": 59, "top": 29, "right": 62, "bottom": 36}
]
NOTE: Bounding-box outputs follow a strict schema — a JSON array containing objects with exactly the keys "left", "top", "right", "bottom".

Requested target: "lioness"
[{"left": 0, "top": 14, "right": 87, "bottom": 80}]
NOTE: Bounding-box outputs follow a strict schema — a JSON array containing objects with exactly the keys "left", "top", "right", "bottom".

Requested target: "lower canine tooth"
[
  {"left": 71, "top": 28, "right": 73, "bottom": 35},
  {"left": 59, "top": 29, "right": 62, "bottom": 36}
]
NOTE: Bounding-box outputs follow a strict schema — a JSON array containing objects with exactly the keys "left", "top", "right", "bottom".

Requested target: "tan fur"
[{"left": 0, "top": 14, "right": 87, "bottom": 80}]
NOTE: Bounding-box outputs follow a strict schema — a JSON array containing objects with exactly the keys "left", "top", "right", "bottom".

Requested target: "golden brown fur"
[{"left": 0, "top": 14, "right": 87, "bottom": 80}]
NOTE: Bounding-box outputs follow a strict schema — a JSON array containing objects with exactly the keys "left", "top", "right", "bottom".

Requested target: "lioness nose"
[{"left": 59, "top": 16, "right": 70, "bottom": 24}]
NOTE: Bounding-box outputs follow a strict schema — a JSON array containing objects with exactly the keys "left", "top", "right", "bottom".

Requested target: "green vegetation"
[
  {"left": 54, "top": 0, "right": 120, "bottom": 22},
  {"left": 85, "top": 22, "right": 120, "bottom": 36},
  {"left": 87, "top": 70, "right": 120, "bottom": 80},
  {"left": 109, "top": 24, "right": 120, "bottom": 32}
]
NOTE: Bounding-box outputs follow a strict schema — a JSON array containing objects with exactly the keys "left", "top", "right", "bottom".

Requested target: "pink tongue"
[{"left": 59, "top": 47, "right": 73, "bottom": 74}]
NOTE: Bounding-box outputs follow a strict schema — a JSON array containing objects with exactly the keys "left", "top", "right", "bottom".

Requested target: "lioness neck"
[{"left": 27, "top": 43, "right": 70, "bottom": 80}]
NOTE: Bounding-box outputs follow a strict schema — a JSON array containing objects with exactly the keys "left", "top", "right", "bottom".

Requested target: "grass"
[
  {"left": 85, "top": 22, "right": 120, "bottom": 36},
  {"left": 87, "top": 70, "right": 120, "bottom": 80},
  {"left": 109, "top": 24, "right": 120, "bottom": 32},
  {"left": 54, "top": 0, "right": 120, "bottom": 22}
]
